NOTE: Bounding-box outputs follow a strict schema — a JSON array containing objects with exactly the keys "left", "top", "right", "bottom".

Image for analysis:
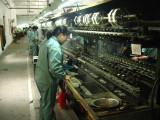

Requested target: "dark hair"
[
  {"left": 47, "top": 25, "right": 70, "bottom": 39},
  {"left": 32, "top": 26, "right": 38, "bottom": 30},
  {"left": 47, "top": 31, "right": 53, "bottom": 39},
  {"left": 29, "top": 26, "right": 32, "bottom": 28}
]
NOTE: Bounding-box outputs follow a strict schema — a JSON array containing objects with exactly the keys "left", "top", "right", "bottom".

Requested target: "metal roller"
[
  {"left": 74, "top": 8, "right": 136, "bottom": 27},
  {"left": 92, "top": 12, "right": 103, "bottom": 25},
  {"left": 86, "top": 13, "right": 93, "bottom": 25},
  {"left": 63, "top": 18, "right": 67, "bottom": 26},
  {"left": 108, "top": 8, "right": 136, "bottom": 27},
  {"left": 77, "top": 15, "right": 83, "bottom": 26},
  {"left": 74, "top": 16, "right": 78, "bottom": 25},
  {"left": 108, "top": 9, "right": 115, "bottom": 26},
  {"left": 83, "top": 14, "right": 88, "bottom": 25}
]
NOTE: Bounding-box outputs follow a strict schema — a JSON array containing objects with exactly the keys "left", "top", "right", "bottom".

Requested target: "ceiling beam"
[
  {"left": 15, "top": 5, "right": 47, "bottom": 6},
  {"left": 16, "top": 14, "right": 39, "bottom": 16},
  {"left": 12, "top": 1, "right": 47, "bottom": 2},
  {"left": 10, "top": 8, "right": 44, "bottom": 9},
  {"left": 14, "top": 3, "right": 47, "bottom": 4}
]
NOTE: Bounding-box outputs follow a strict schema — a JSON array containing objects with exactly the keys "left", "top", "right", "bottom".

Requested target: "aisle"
[
  {"left": 0, "top": 37, "right": 34, "bottom": 120},
  {"left": 0, "top": 37, "right": 78, "bottom": 120}
]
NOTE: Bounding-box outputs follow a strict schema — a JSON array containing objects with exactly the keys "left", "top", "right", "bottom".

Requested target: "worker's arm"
[
  {"left": 132, "top": 56, "right": 157, "bottom": 63},
  {"left": 132, "top": 56, "right": 149, "bottom": 61},
  {"left": 27, "top": 31, "right": 29, "bottom": 38},
  {"left": 30, "top": 31, "right": 35, "bottom": 42},
  {"left": 29, "top": 32, "right": 32, "bottom": 42},
  {"left": 48, "top": 45, "right": 67, "bottom": 80},
  {"left": 28, "top": 31, "right": 31, "bottom": 42}
]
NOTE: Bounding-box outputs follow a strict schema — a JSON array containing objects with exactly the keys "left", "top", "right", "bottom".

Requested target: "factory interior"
[{"left": 0, "top": 0, "right": 160, "bottom": 120}]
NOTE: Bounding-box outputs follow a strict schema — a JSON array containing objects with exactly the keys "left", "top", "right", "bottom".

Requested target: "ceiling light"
[
  {"left": 58, "top": 0, "right": 78, "bottom": 9},
  {"left": 54, "top": 13, "right": 61, "bottom": 17},
  {"left": 39, "top": 16, "right": 43, "bottom": 20},
  {"left": 44, "top": 11, "right": 52, "bottom": 17}
]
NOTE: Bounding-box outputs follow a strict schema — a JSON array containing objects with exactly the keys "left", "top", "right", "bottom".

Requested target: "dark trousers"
[{"left": 36, "top": 83, "right": 58, "bottom": 120}]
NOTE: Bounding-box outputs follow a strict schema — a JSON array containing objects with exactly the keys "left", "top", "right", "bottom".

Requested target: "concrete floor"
[{"left": 0, "top": 37, "right": 78, "bottom": 120}]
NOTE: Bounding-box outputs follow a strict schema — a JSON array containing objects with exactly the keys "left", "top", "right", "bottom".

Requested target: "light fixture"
[
  {"left": 54, "top": 13, "right": 61, "bottom": 17},
  {"left": 17, "top": 23, "right": 29, "bottom": 29},
  {"left": 39, "top": 16, "right": 43, "bottom": 20},
  {"left": 58, "top": 0, "right": 78, "bottom": 9},
  {"left": 42, "top": 23, "right": 46, "bottom": 27},
  {"left": 44, "top": 11, "right": 52, "bottom": 17},
  {"left": 46, "top": 21, "right": 52, "bottom": 27}
]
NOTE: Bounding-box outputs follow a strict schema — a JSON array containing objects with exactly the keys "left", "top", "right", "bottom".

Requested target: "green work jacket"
[
  {"left": 30, "top": 30, "right": 37, "bottom": 45},
  {"left": 27, "top": 30, "right": 31, "bottom": 44},
  {"left": 35, "top": 36, "right": 66, "bottom": 90}
]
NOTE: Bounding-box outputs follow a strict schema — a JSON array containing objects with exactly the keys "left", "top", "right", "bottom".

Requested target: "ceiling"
[
  {"left": 12, "top": 0, "right": 54, "bottom": 16},
  {"left": 12, "top": 0, "right": 104, "bottom": 16},
  {"left": 0, "top": 0, "right": 106, "bottom": 26},
  {"left": 1, "top": 0, "right": 105, "bottom": 16}
]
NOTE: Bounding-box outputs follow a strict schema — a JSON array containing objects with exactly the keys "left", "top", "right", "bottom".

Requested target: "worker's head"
[
  {"left": 29, "top": 26, "right": 32, "bottom": 30},
  {"left": 32, "top": 26, "right": 38, "bottom": 31},
  {"left": 52, "top": 26, "right": 70, "bottom": 45}
]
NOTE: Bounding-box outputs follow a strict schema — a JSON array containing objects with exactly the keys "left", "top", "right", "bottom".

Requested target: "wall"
[
  {"left": 16, "top": 15, "right": 35, "bottom": 26},
  {"left": 16, "top": 9, "right": 41, "bottom": 16},
  {"left": 0, "top": 1, "right": 17, "bottom": 55}
]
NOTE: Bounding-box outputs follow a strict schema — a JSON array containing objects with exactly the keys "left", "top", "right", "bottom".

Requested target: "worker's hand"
[
  {"left": 35, "top": 38, "right": 39, "bottom": 42},
  {"left": 132, "top": 56, "right": 149, "bottom": 61},
  {"left": 65, "top": 75, "right": 71, "bottom": 81},
  {"left": 132, "top": 56, "right": 138, "bottom": 61},
  {"left": 141, "top": 56, "right": 148, "bottom": 59},
  {"left": 39, "top": 39, "right": 42, "bottom": 42}
]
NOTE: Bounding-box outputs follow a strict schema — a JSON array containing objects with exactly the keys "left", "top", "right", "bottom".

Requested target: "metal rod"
[
  {"left": 142, "top": 21, "right": 160, "bottom": 24},
  {"left": 103, "top": 17, "right": 108, "bottom": 20},
  {"left": 123, "top": 14, "right": 136, "bottom": 18},
  {"left": 73, "top": 30, "right": 134, "bottom": 37},
  {"left": 103, "top": 14, "right": 136, "bottom": 20}
]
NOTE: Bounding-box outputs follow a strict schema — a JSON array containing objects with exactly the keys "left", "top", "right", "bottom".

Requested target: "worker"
[
  {"left": 35, "top": 25, "right": 71, "bottom": 120},
  {"left": 27, "top": 26, "right": 32, "bottom": 54},
  {"left": 30, "top": 26, "right": 38, "bottom": 56},
  {"left": 132, "top": 48, "right": 158, "bottom": 62}
]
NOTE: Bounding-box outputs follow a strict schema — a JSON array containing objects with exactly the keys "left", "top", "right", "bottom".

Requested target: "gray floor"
[
  {"left": 0, "top": 37, "right": 78, "bottom": 120},
  {"left": 0, "top": 38, "right": 31, "bottom": 120}
]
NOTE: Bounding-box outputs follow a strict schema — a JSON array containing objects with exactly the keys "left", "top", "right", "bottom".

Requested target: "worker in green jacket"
[
  {"left": 27, "top": 26, "right": 32, "bottom": 43},
  {"left": 35, "top": 26, "right": 71, "bottom": 120},
  {"left": 27, "top": 26, "right": 32, "bottom": 54},
  {"left": 30, "top": 26, "right": 38, "bottom": 56}
]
